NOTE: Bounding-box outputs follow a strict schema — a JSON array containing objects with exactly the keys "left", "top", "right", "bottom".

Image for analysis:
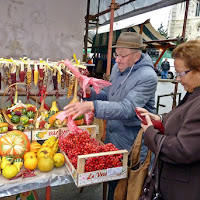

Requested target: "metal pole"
[
  {"left": 182, "top": 0, "right": 190, "bottom": 39},
  {"left": 106, "top": 0, "right": 115, "bottom": 75},
  {"left": 84, "top": 0, "right": 90, "bottom": 62}
]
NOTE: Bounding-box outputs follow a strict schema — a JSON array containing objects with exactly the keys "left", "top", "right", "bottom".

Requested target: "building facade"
[{"left": 168, "top": 0, "right": 200, "bottom": 40}]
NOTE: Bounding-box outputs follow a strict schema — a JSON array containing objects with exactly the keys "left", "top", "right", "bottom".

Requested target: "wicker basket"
[{"left": 2, "top": 83, "right": 38, "bottom": 129}]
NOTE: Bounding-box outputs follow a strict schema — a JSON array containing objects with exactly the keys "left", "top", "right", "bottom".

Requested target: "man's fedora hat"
[{"left": 112, "top": 32, "right": 146, "bottom": 50}]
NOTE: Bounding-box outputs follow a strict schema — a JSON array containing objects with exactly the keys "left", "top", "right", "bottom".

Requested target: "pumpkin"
[{"left": 0, "top": 130, "right": 30, "bottom": 158}]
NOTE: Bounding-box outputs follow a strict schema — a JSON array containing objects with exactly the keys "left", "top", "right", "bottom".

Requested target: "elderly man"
[{"left": 64, "top": 32, "right": 158, "bottom": 200}]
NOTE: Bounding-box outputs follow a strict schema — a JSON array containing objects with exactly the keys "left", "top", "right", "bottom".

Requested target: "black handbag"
[{"left": 140, "top": 135, "right": 166, "bottom": 200}]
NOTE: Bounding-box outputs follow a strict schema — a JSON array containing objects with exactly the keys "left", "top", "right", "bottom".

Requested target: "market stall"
[{"left": 0, "top": 56, "right": 128, "bottom": 200}]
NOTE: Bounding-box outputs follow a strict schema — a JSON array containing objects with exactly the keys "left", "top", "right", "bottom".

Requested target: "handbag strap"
[
  {"left": 149, "top": 135, "right": 166, "bottom": 196},
  {"left": 149, "top": 135, "right": 166, "bottom": 177}
]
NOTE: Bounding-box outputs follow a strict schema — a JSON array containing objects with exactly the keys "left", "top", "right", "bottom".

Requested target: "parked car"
[{"left": 154, "top": 65, "right": 162, "bottom": 76}]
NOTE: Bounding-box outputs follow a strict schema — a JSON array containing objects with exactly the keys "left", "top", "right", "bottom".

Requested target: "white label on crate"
[
  {"left": 32, "top": 129, "right": 59, "bottom": 140},
  {"left": 78, "top": 167, "right": 127, "bottom": 187},
  {"left": 107, "top": 167, "right": 123, "bottom": 175}
]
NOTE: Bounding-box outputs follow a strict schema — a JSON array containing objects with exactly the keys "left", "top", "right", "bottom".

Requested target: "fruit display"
[
  {"left": 2, "top": 163, "right": 18, "bottom": 179},
  {"left": 2, "top": 100, "right": 37, "bottom": 129},
  {"left": 0, "top": 123, "right": 9, "bottom": 133},
  {"left": 53, "top": 153, "right": 65, "bottom": 168},
  {"left": 42, "top": 136, "right": 59, "bottom": 154},
  {"left": 30, "top": 142, "right": 42, "bottom": 153},
  {"left": 59, "top": 130, "right": 122, "bottom": 172},
  {"left": 24, "top": 154, "right": 38, "bottom": 170},
  {"left": 0, "top": 131, "right": 30, "bottom": 158},
  {"left": 0, "top": 137, "right": 65, "bottom": 179},
  {"left": 37, "top": 156, "right": 54, "bottom": 172},
  {"left": 13, "top": 158, "right": 23, "bottom": 172}
]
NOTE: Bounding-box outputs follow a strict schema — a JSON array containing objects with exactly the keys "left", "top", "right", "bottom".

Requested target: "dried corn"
[
  {"left": 67, "top": 75, "right": 75, "bottom": 99},
  {"left": 19, "top": 63, "right": 25, "bottom": 82},
  {"left": 57, "top": 71, "right": 61, "bottom": 84},
  {"left": 61, "top": 69, "right": 66, "bottom": 89},
  {"left": 43, "top": 67, "right": 48, "bottom": 87},
  {"left": 3, "top": 63, "right": 10, "bottom": 86},
  {"left": 34, "top": 63, "right": 38, "bottom": 86},
  {"left": 26, "top": 61, "right": 32, "bottom": 86},
  {"left": 66, "top": 73, "right": 70, "bottom": 87}
]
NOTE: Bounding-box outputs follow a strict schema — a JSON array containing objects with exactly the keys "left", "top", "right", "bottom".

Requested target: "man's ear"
[{"left": 133, "top": 52, "right": 141, "bottom": 63}]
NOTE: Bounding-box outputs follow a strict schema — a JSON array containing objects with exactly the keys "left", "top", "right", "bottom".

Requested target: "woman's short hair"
[{"left": 172, "top": 40, "right": 200, "bottom": 71}]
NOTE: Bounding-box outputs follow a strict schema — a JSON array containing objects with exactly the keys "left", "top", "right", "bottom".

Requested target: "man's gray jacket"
[{"left": 87, "top": 53, "right": 158, "bottom": 151}]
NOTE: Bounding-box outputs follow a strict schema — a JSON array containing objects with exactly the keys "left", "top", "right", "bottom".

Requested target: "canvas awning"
[
  {"left": 91, "top": 20, "right": 177, "bottom": 54},
  {"left": 88, "top": 0, "right": 187, "bottom": 28}
]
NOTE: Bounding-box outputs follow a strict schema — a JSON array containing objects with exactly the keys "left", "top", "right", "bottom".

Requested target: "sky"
[{"left": 96, "top": 6, "right": 172, "bottom": 34}]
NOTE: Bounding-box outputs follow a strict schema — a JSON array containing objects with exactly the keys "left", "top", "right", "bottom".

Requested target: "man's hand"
[{"left": 63, "top": 101, "right": 94, "bottom": 120}]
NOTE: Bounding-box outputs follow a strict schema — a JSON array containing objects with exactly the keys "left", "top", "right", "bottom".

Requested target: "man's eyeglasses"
[
  {"left": 175, "top": 68, "right": 195, "bottom": 78},
  {"left": 113, "top": 52, "right": 135, "bottom": 59}
]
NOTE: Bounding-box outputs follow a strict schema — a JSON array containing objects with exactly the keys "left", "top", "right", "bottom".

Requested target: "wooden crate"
[
  {"left": 62, "top": 148, "right": 128, "bottom": 187},
  {"left": 58, "top": 124, "right": 99, "bottom": 138}
]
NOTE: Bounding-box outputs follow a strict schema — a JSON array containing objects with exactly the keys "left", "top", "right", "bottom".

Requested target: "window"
[{"left": 196, "top": 2, "right": 200, "bottom": 16}]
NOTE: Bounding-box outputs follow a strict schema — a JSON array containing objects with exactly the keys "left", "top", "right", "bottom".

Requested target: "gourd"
[
  {"left": 74, "top": 115, "right": 84, "bottom": 126},
  {"left": 20, "top": 115, "right": 29, "bottom": 125},
  {"left": 26, "top": 111, "right": 35, "bottom": 119},
  {"left": 0, "top": 131, "right": 30, "bottom": 158},
  {"left": 21, "top": 108, "right": 27, "bottom": 115},
  {"left": 49, "top": 111, "right": 62, "bottom": 126},
  {"left": 13, "top": 158, "right": 23, "bottom": 172},
  {"left": 16, "top": 124, "right": 25, "bottom": 132},
  {"left": 27, "top": 123, "right": 34, "bottom": 130},
  {"left": 11, "top": 115, "right": 20, "bottom": 123},
  {"left": 50, "top": 96, "right": 59, "bottom": 113}
]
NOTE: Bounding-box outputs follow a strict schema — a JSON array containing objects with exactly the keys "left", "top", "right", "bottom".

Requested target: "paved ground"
[{"left": 36, "top": 182, "right": 103, "bottom": 200}]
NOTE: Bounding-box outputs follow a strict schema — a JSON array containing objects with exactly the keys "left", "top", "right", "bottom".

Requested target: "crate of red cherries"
[{"left": 58, "top": 127, "right": 128, "bottom": 187}]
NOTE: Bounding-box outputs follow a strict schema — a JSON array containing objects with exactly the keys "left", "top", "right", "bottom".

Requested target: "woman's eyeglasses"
[{"left": 175, "top": 68, "right": 195, "bottom": 78}]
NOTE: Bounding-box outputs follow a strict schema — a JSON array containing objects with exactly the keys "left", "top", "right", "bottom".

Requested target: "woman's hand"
[
  {"left": 136, "top": 107, "right": 161, "bottom": 121},
  {"left": 141, "top": 115, "right": 153, "bottom": 132},
  {"left": 63, "top": 101, "right": 94, "bottom": 120}
]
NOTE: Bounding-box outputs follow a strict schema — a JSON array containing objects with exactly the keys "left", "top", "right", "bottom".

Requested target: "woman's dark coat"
[{"left": 144, "top": 87, "right": 200, "bottom": 200}]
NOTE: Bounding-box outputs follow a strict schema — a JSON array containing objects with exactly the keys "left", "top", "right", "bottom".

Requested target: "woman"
[{"left": 137, "top": 40, "right": 200, "bottom": 200}]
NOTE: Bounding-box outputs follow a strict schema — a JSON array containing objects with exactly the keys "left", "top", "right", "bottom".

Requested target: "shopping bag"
[{"left": 114, "top": 129, "right": 152, "bottom": 200}]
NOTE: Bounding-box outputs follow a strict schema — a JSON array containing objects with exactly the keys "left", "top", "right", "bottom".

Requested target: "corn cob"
[
  {"left": 67, "top": 75, "right": 75, "bottom": 99},
  {"left": 26, "top": 61, "right": 32, "bottom": 86},
  {"left": 66, "top": 73, "right": 70, "bottom": 87},
  {"left": 34, "top": 63, "right": 38, "bottom": 86},
  {"left": 61, "top": 69, "right": 66, "bottom": 89},
  {"left": 43, "top": 67, "right": 48, "bottom": 87},
  {"left": 57, "top": 71, "right": 61, "bottom": 84}
]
